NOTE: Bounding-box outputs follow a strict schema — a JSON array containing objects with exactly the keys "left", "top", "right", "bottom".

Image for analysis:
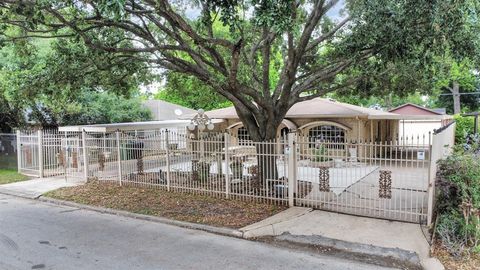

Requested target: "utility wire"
[{"left": 439, "top": 92, "right": 480, "bottom": 96}]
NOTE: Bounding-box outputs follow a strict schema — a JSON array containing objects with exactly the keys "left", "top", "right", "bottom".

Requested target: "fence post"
[
  {"left": 224, "top": 133, "right": 231, "bottom": 199},
  {"left": 38, "top": 130, "right": 44, "bottom": 178},
  {"left": 16, "top": 130, "right": 21, "bottom": 173},
  {"left": 115, "top": 131, "right": 122, "bottom": 186},
  {"left": 427, "top": 132, "right": 436, "bottom": 226},
  {"left": 165, "top": 129, "right": 171, "bottom": 191},
  {"left": 81, "top": 130, "right": 89, "bottom": 181},
  {"left": 427, "top": 133, "right": 441, "bottom": 226},
  {"left": 287, "top": 132, "right": 297, "bottom": 207}
]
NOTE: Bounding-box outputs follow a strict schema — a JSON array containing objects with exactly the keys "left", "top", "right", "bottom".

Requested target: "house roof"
[
  {"left": 58, "top": 119, "right": 225, "bottom": 133},
  {"left": 185, "top": 98, "right": 401, "bottom": 120},
  {"left": 58, "top": 120, "right": 191, "bottom": 132},
  {"left": 388, "top": 103, "right": 446, "bottom": 116},
  {"left": 142, "top": 100, "right": 196, "bottom": 121}
]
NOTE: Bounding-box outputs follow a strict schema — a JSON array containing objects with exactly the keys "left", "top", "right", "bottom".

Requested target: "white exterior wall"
[{"left": 398, "top": 120, "right": 442, "bottom": 143}]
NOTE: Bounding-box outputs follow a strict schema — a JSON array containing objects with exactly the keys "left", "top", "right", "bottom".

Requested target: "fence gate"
[
  {"left": 293, "top": 135, "right": 431, "bottom": 223},
  {"left": 17, "top": 130, "right": 85, "bottom": 180},
  {"left": 17, "top": 130, "right": 40, "bottom": 177},
  {"left": 60, "top": 133, "right": 85, "bottom": 180}
]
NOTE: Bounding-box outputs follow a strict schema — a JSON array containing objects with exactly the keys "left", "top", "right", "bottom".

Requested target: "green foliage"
[
  {"left": 0, "top": 169, "right": 29, "bottom": 185},
  {"left": 59, "top": 91, "right": 151, "bottom": 126},
  {"left": 454, "top": 115, "right": 476, "bottom": 145},
  {"left": 314, "top": 145, "right": 331, "bottom": 162},
  {"left": 328, "top": 91, "right": 432, "bottom": 109},
  {"left": 0, "top": 30, "right": 153, "bottom": 131},
  {"left": 436, "top": 145, "right": 480, "bottom": 256},
  {"left": 156, "top": 72, "right": 231, "bottom": 111},
  {"left": 0, "top": 0, "right": 479, "bottom": 139},
  {"left": 434, "top": 58, "right": 480, "bottom": 114}
]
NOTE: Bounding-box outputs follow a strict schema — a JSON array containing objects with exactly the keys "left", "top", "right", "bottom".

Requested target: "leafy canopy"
[
  {"left": 0, "top": 0, "right": 478, "bottom": 139},
  {"left": 0, "top": 26, "right": 153, "bottom": 131}
]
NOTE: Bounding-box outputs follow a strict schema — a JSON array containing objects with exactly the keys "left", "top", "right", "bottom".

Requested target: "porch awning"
[{"left": 58, "top": 119, "right": 225, "bottom": 133}]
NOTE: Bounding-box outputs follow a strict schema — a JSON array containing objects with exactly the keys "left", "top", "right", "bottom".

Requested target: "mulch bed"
[
  {"left": 44, "top": 181, "right": 287, "bottom": 229},
  {"left": 432, "top": 241, "right": 480, "bottom": 270}
]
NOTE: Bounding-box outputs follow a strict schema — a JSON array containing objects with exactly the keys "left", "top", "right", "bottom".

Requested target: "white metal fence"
[{"left": 17, "top": 124, "right": 456, "bottom": 224}]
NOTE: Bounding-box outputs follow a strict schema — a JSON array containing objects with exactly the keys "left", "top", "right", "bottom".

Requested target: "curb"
[
  {"left": 260, "top": 233, "right": 422, "bottom": 270},
  {"left": 2, "top": 191, "right": 428, "bottom": 269},
  {"left": 37, "top": 196, "right": 244, "bottom": 239},
  {"left": 0, "top": 188, "right": 42, "bottom": 199}
]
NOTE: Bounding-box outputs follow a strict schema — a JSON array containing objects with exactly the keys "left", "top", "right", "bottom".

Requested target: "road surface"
[{"left": 0, "top": 194, "right": 394, "bottom": 270}]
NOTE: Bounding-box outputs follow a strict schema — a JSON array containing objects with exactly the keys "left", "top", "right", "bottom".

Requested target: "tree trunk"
[
  {"left": 232, "top": 105, "right": 287, "bottom": 190},
  {"left": 254, "top": 122, "right": 282, "bottom": 193},
  {"left": 256, "top": 142, "right": 278, "bottom": 184},
  {"left": 452, "top": 81, "right": 461, "bottom": 114}
]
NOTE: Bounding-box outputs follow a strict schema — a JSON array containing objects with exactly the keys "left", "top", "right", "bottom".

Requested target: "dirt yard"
[{"left": 44, "top": 181, "right": 287, "bottom": 229}]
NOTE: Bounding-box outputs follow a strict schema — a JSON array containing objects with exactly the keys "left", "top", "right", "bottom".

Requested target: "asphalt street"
[{"left": 0, "top": 194, "right": 394, "bottom": 270}]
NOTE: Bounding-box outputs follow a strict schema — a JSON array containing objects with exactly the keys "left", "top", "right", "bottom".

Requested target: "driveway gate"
[{"left": 293, "top": 135, "right": 431, "bottom": 223}]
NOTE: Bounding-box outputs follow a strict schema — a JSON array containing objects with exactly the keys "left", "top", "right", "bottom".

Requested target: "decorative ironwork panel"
[
  {"left": 56, "top": 151, "right": 65, "bottom": 167},
  {"left": 379, "top": 170, "right": 392, "bottom": 199},
  {"left": 319, "top": 166, "right": 330, "bottom": 192},
  {"left": 72, "top": 151, "right": 78, "bottom": 169}
]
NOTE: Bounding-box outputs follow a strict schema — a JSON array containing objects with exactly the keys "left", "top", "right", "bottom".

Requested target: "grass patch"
[
  {"left": 433, "top": 241, "right": 480, "bottom": 270},
  {"left": 0, "top": 169, "right": 30, "bottom": 185},
  {"left": 44, "top": 181, "right": 288, "bottom": 229}
]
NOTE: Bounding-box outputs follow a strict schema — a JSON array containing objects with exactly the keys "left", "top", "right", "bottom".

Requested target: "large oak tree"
[{"left": 0, "top": 0, "right": 477, "bottom": 141}]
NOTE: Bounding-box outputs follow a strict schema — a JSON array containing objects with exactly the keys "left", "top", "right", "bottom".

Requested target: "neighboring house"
[
  {"left": 388, "top": 103, "right": 452, "bottom": 141},
  {"left": 143, "top": 100, "right": 196, "bottom": 121}
]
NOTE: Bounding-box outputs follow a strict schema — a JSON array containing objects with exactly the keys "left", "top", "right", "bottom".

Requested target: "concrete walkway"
[
  {"left": 0, "top": 176, "right": 83, "bottom": 199},
  {"left": 241, "top": 208, "right": 439, "bottom": 269}
]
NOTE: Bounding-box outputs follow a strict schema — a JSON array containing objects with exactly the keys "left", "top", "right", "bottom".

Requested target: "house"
[
  {"left": 388, "top": 103, "right": 452, "bottom": 140},
  {"left": 142, "top": 100, "right": 196, "bottom": 121},
  {"left": 193, "top": 98, "right": 412, "bottom": 144}
]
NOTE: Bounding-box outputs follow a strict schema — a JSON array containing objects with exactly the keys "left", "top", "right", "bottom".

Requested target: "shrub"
[
  {"left": 436, "top": 148, "right": 480, "bottom": 256},
  {"left": 314, "top": 145, "right": 331, "bottom": 162},
  {"left": 453, "top": 114, "right": 475, "bottom": 145}
]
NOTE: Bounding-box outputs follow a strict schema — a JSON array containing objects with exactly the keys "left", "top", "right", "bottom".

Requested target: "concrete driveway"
[
  {"left": 0, "top": 176, "right": 82, "bottom": 199},
  {"left": 0, "top": 194, "right": 394, "bottom": 270}
]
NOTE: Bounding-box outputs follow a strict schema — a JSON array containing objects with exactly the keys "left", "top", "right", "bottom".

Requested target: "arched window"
[
  {"left": 280, "top": 127, "right": 289, "bottom": 139},
  {"left": 308, "top": 125, "right": 345, "bottom": 149},
  {"left": 237, "top": 127, "right": 251, "bottom": 144}
]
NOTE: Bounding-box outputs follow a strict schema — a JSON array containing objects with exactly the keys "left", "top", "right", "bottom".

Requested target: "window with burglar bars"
[
  {"left": 237, "top": 127, "right": 252, "bottom": 144},
  {"left": 308, "top": 125, "right": 346, "bottom": 149}
]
